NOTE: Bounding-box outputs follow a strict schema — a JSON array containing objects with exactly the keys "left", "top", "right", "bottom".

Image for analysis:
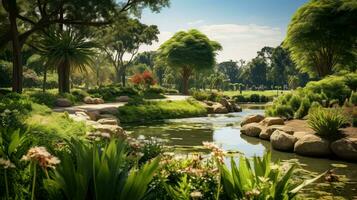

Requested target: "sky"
[{"left": 138, "top": 0, "right": 308, "bottom": 62}]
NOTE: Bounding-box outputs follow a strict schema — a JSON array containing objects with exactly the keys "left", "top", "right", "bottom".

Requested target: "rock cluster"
[
  {"left": 202, "top": 98, "right": 242, "bottom": 114},
  {"left": 55, "top": 98, "right": 72, "bottom": 107},
  {"left": 240, "top": 114, "right": 357, "bottom": 161},
  {"left": 83, "top": 96, "right": 104, "bottom": 104}
]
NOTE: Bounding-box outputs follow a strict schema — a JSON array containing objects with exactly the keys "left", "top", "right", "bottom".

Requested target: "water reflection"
[{"left": 124, "top": 108, "right": 357, "bottom": 198}]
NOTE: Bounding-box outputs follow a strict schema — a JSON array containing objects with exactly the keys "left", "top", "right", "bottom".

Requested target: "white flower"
[
  {"left": 21, "top": 146, "right": 60, "bottom": 169},
  {"left": 0, "top": 158, "right": 15, "bottom": 169}
]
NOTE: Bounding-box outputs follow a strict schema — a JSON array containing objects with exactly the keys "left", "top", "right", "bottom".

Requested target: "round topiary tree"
[{"left": 157, "top": 29, "right": 222, "bottom": 95}]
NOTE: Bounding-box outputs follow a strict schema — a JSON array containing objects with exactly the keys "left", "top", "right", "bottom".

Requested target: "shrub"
[
  {"left": 308, "top": 107, "right": 348, "bottom": 138},
  {"left": 71, "top": 89, "right": 90, "bottom": 102},
  {"left": 249, "top": 94, "right": 260, "bottom": 102},
  {"left": 350, "top": 91, "right": 357, "bottom": 105},
  {"left": 117, "top": 100, "right": 207, "bottom": 123},
  {"left": 29, "top": 91, "right": 57, "bottom": 107},
  {"left": 233, "top": 95, "right": 246, "bottom": 102},
  {"left": 259, "top": 94, "right": 270, "bottom": 102},
  {"left": 0, "top": 93, "right": 32, "bottom": 128},
  {"left": 275, "top": 105, "right": 294, "bottom": 119},
  {"left": 294, "top": 97, "right": 310, "bottom": 119},
  {"left": 88, "top": 85, "right": 140, "bottom": 101},
  {"left": 289, "top": 95, "right": 302, "bottom": 111},
  {"left": 192, "top": 91, "right": 223, "bottom": 102}
]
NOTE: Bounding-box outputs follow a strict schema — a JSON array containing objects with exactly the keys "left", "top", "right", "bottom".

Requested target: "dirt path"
[{"left": 53, "top": 95, "right": 190, "bottom": 113}]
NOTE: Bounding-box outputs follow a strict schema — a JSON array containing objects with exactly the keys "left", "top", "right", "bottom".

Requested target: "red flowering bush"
[{"left": 130, "top": 70, "right": 156, "bottom": 88}]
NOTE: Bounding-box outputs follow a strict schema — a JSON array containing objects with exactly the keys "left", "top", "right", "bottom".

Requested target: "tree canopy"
[
  {"left": 284, "top": 0, "right": 357, "bottom": 77},
  {"left": 158, "top": 29, "right": 222, "bottom": 94}
]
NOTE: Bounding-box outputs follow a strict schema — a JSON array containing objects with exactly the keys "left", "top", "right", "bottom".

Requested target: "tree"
[
  {"left": 37, "top": 30, "right": 96, "bottom": 93},
  {"left": 246, "top": 57, "right": 267, "bottom": 87},
  {"left": 268, "top": 46, "right": 295, "bottom": 87},
  {"left": 217, "top": 60, "right": 242, "bottom": 83},
  {"left": 284, "top": 0, "right": 357, "bottom": 78},
  {"left": 102, "top": 19, "right": 159, "bottom": 86},
  {"left": 158, "top": 29, "right": 222, "bottom": 95},
  {"left": 0, "top": 0, "right": 169, "bottom": 93}
]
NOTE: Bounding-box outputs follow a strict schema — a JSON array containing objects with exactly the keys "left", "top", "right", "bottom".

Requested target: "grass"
[
  {"left": 223, "top": 90, "right": 291, "bottom": 98},
  {"left": 24, "top": 103, "right": 87, "bottom": 146},
  {"left": 117, "top": 99, "right": 207, "bottom": 123}
]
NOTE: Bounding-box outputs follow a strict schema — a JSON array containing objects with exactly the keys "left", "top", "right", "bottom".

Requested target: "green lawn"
[{"left": 223, "top": 90, "right": 291, "bottom": 98}]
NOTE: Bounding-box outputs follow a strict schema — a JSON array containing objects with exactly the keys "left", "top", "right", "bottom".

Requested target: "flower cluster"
[
  {"left": 21, "top": 146, "right": 60, "bottom": 169},
  {"left": 130, "top": 70, "right": 156, "bottom": 87},
  {"left": 0, "top": 158, "right": 16, "bottom": 169},
  {"left": 202, "top": 142, "right": 226, "bottom": 163}
]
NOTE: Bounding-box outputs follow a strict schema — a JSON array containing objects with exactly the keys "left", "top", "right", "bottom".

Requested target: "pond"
[{"left": 124, "top": 106, "right": 357, "bottom": 199}]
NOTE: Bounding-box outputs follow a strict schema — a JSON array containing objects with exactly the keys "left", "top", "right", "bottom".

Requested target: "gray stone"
[
  {"left": 116, "top": 96, "right": 130, "bottom": 102},
  {"left": 241, "top": 123, "right": 262, "bottom": 137},
  {"left": 271, "top": 130, "right": 297, "bottom": 152},
  {"left": 97, "top": 118, "right": 119, "bottom": 125},
  {"left": 241, "top": 114, "right": 265, "bottom": 126},
  {"left": 93, "top": 124, "right": 127, "bottom": 138},
  {"left": 55, "top": 98, "right": 72, "bottom": 107},
  {"left": 331, "top": 138, "right": 357, "bottom": 161},
  {"left": 212, "top": 103, "right": 228, "bottom": 113},
  {"left": 85, "top": 110, "right": 100, "bottom": 121},
  {"left": 294, "top": 134, "right": 331, "bottom": 157},
  {"left": 99, "top": 107, "right": 118, "bottom": 115}
]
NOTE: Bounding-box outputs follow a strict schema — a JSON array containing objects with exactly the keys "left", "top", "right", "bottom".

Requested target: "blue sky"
[{"left": 138, "top": 0, "right": 308, "bottom": 62}]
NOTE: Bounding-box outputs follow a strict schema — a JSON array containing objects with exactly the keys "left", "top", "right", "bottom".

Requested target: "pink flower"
[{"left": 21, "top": 146, "right": 60, "bottom": 169}]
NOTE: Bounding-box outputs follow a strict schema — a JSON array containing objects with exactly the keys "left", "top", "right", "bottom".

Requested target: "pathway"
[{"left": 53, "top": 95, "right": 190, "bottom": 113}]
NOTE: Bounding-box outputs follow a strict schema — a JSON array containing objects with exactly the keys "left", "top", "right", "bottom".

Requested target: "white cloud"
[
  {"left": 137, "top": 23, "right": 284, "bottom": 62},
  {"left": 187, "top": 20, "right": 205, "bottom": 26}
]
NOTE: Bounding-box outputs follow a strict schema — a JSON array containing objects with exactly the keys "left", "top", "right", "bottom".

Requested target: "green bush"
[
  {"left": 29, "top": 91, "right": 57, "bottom": 107},
  {"left": 350, "top": 91, "right": 357, "bottom": 105},
  {"left": 289, "top": 95, "right": 302, "bottom": 111},
  {"left": 294, "top": 97, "right": 310, "bottom": 119},
  {"left": 117, "top": 100, "right": 207, "bottom": 123},
  {"left": 308, "top": 107, "right": 348, "bottom": 138},
  {"left": 88, "top": 85, "right": 140, "bottom": 101},
  {"left": 233, "top": 95, "right": 246, "bottom": 102},
  {"left": 0, "top": 93, "right": 32, "bottom": 128},
  {"left": 192, "top": 91, "right": 223, "bottom": 102},
  {"left": 71, "top": 89, "right": 90, "bottom": 102},
  {"left": 249, "top": 94, "right": 260, "bottom": 102}
]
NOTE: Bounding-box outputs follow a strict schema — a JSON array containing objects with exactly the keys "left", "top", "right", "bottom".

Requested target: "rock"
[
  {"left": 331, "top": 138, "right": 357, "bottom": 161},
  {"left": 93, "top": 124, "right": 127, "bottom": 138},
  {"left": 83, "top": 96, "right": 104, "bottom": 104},
  {"left": 75, "top": 111, "right": 90, "bottom": 120},
  {"left": 220, "top": 98, "right": 232, "bottom": 112},
  {"left": 260, "top": 117, "right": 284, "bottom": 126},
  {"left": 206, "top": 106, "right": 215, "bottom": 114},
  {"left": 85, "top": 110, "right": 100, "bottom": 121},
  {"left": 55, "top": 98, "right": 72, "bottom": 107},
  {"left": 212, "top": 103, "right": 228, "bottom": 113},
  {"left": 98, "top": 114, "right": 118, "bottom": 120},
  {"left": 203, "top": 100, "right": 214, "bottom": 106},
  {"left": 241, "top": 123, "right": 262, "bottom": 137},
  {"left": 259, "top": 125, "right": 283, "bottom": 140},
  {"left": 294, "top": 134, "right": 331, "bottom": 157},
  {"left": 99, "top": 107, "right": 118, "bottom": 115},
  {"left": 241, "top": 114, "right": 265, "bottom": 126},
  {"left": 270, "top": 130, "right": 297, "bottom": 151},
  {"left": 93, "top": 98, "right": 104, "bottom": 104},
  {"left": 293, "top": 131, "right": 313, "bottom": 140},
  {"left": 97, "top": 118, "right": 118, "bottom": 126},
  {"left": 229, "top": 100, "right": 242, "bottom": 112},
  {"left": 116, "top": 96, "right": 130, "bottom": 102},
  {"left": 83, "top": 96, "right": 94, "bottom": 104}
]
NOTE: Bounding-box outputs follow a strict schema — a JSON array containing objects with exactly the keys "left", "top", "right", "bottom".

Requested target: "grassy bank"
[
  {"left": 117, "top": 99, "right": 207, "bottom": 123},
  {"left": 223, "top": 90, "right": 290, "bottom": 98}
]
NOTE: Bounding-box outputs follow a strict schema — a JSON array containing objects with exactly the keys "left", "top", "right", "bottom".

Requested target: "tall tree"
[
  {"left": 37, "top": 30, "right": 96, "bottom": 93},
  {"left": 217, "top": 60, "right": 242, "bottom": 83},
  {"left": 0, "top": 0, "right": 169, "bottom": 93},
  {"left": 158, "top": 29, "right": 222, "bottom": 95},
  {"left": 102, "top": 19, "right": 159, "bottom": 86},
  {"left": 284, "top": 0, "right": 357, "bottom": 78}
]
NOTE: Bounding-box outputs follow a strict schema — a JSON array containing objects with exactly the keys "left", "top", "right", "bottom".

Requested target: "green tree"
[
  {"left": 37, "top": 30, "right": 96, "bottom": 93},
  {"left": 102, "top": 19, "right": 159, "bottom": 86},
  {"left": 217, "top": 60, "right": 243, "bottom": 83},
  {"left": 158, "top": 29, "right": 222, "bottom": 94},
  {"left": 0, "top": 0, "right": 169, "bottom": 93},
  {"left": 284, "top": 0, "right": 357, "bottom": 78}
]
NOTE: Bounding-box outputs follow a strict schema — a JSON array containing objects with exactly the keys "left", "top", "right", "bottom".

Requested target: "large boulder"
[
  {"left": 97, "top": 118, "right": 119, "bottom": 126},
  {"left": 331, "top": 138, "right": 357, "bottom": 161},
  {"left": 203, "top": 100, "right": 214, "bottom": 106},
  {"left": 260, "top": 117, "right": 284, "bottom": 126},
  {"left": 99, "top": 107, "right": 118, "bottom": 115},
  {"left": 93, "top": 124, "right": 127, "bottom": 138},
  {"left": 212, "top": 103, "right": 228, "bottom": 114},
  {"left": 85, "top": 110, "right": 100, "bottom": 121},
  {"left": 83, "top": 96, "right": 104, "bottom": 104},
  {"left": 116, "top": 96, "right": 130, "bottom": 102},
  {"left": 241, "top": 123, "right": 262, "bottom": 137},
  {"left": 229, "top": 100, "right": 242, "bottom": 112},
  {"left": 270, "top": 130, "right": 297, "bottom": 152},
  {"left": 294, "top": 134, "right": 331, "bottom": 157},
  {"left": 220, "top": 98, "right": 234, "bottom": 112},
  {"left": 260, "top": 125, "right": 295, "bottom": 140},
  {"left": 293, "top": 131, "right": 313, "bottom": 140},
  {"left": 241, "top": 114, "right": 265, "bottom": 126},
  {"left": 55, "top": 98, "right": 72, "bottom": 107}
]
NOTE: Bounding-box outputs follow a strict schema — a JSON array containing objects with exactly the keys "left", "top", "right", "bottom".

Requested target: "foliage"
[
  {"left": 308, "top": 107, "right": 349, "bottom": 138},
  {"left": 29, "top": 91, "right": 58, "bottom": 107},
  {"left": 137, "top": 137, "right": 163, "bottom": 165},
  {"left": 294, "top": 97, "right": 311, "bottom": 119},
  {"left": 71, "top": 89, "right": 90, "bottom": 102},
  {"left": 131, "top": 70, "right": 157, "bottom": 88},
  {"left": 47, "top": 138, "right": 160, "bottom": 200},
  {"left": 191, "top": 90, "right": 223, "bottom": 102},
  {"left": 350, "top": 91, "right": 357, "bottom": 105},
  {"left": 88, "top": 85, "right": 140, "bottom": 101},
  {"left": 158, "top": 29, "right": 222, "bottom": 94},
  {"left": 0, "top": 93, "right": 32, "bottom": 128},
  {"left": 284, "top": 0, "right": 357, "bottom": 77},
  {"left": 117, "top": 99, "right": 207, "bottom": 123},
  {"left": 219, "top": 152, "right": 325, "bottom": 200}
]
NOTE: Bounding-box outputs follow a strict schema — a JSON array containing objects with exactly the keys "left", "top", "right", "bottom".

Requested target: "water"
[{"left": 124, "top": 108, "right": 357, "bottom": 199}]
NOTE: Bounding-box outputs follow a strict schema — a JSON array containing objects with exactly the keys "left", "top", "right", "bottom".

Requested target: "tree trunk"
[
  {"left": 42, "top": 65, "right": 47, "bottom": 92},
  {"left": 181, "top": 67, "right": 192, "bottom": 95},
  {"left": 58, "top": 64, "right": 64, "bottom": 93},
  {"left": 121, "top": 66, "right": 126, "bottom": 87},
  {"left": 58, "top": 60, "right": 70, "bottom": 94},
  {"left": 8, "top": 0, "right": 23, "bottom": 93}
]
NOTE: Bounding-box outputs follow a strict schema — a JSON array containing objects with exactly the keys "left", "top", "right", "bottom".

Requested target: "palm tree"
[{"left": 37, "top": 30, "right": 96, "bottom": 93}]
